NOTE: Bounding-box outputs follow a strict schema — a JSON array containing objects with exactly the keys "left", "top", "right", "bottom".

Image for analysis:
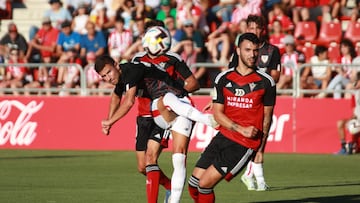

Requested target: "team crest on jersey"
[
  {"left": 261, "top": 55, "right": 269, "bottom": 63},
  {"left": 158, "top": 62, "right": 166, "bottom": 71},
  {"left": 249, "top": 82, "right": 256, "bottom": 92},
  {"left": 235, "top": 89, "right": 245, "bottom": 96}
]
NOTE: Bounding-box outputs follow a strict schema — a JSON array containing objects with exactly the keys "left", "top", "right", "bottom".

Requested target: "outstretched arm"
[{"left": 101, "top": 86, "right": 137, "bottom": 135}]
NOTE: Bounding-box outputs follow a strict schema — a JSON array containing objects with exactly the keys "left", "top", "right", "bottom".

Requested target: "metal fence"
[{"left": 0, "top": 62, "right": 359, "bottom": 97}]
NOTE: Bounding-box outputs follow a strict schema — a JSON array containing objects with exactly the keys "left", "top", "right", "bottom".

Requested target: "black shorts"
[
  {"left": 135, "top": 116, "right": 169, "bottom": 151},
  {"left": 195, "top": 132, "right": 255, "bottom": 181}
]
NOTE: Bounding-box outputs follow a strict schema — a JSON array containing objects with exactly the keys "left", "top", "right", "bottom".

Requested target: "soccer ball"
[
  {"left": 347, "top": 119, "right": 360, "bottom": 134},
  {"left": 142, "top": 26, "right": 171, "bottom": 56}
]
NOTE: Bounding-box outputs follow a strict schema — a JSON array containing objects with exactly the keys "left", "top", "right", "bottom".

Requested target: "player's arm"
[
  {"left": 213, "top": 102, "right": 258, "bottom": 137},
  {"left": 108, "top": 92, "right": 121, "bottom": 118},
  {"left": 269, "top": 46, "right": 281, "bottom": 83},
  {"left": 183, "top": 75, "right": 200, "bottom": 93},
  {"left": 257, "top": 105, "right": 274, "bottom": 153},
  {"left": 102, "top": 86, "right": 137, "bottom": 134}
]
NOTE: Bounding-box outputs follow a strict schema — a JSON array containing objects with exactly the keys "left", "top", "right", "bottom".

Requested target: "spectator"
[
  {"left": 206, "top": 22, "right": 231, "bottom": 64},
  {"left": 231, "top": 0, "right": 261, "bottom": 27},
  {"left": 131, "top": 0, "right": 156, "bottom": 21},
  {"left": 339, "top": 0, "right": 359, "bottom": 22},
  {"left": 26, "top": 17, "right": 60, "bottom": 64},
  {"left": 268, "top": 2, "right": 295, "bottom": 33},
  {"left": 45, "top": 0, "right": 73, "bottom": 30},
  {"left": 156, "top": 0, "right": 176, "bottom": 22},
  {"left": 57, "top": 48, "right": 83, "bottom": 96},
  {"left": 122, "top": 16, "right": 147, "bottom": 61},
  {"left": 107, "top": 16, "right": 133, "bottom": 62},
  {"left": 307, "top": 45, "right": 332, "bottom": 93},
  {"left": 164, "top": 16, "right": 178, "bottom": 48},
  {"left": 0, "top": 0, "right": 9, "bottom": 19},
  {"left": 84, "top": 52, "right": 101, "bottom": 94},
  {"left": 176, "top": 0, "right": 202, "bottom": 29},
  {"left": 318, "top": 38, "right": 357, "bottom": 99},
  {"left": 79, "top": 21, "right": 106, "bottom": 59},
  {"left": 90, "top": 0, "right": 116, "bottom": 31},
  {"left": 0, "top": 48, "right": 30, "bottom": 96},
  {"left": 209, "top": 0, "right": 235, "bottom": 23},
  {"left": 269, "top": 19, "right": 286, "bottom": 54},
  {"left": 55, "top": 20, "right": 81, "bottom": 85},
  {"left": 116, "top": 0, "right": 135, "bottom": 30},
  {"left": 277, "top": 35, "right": 306, "bottom": 91},
  {"left": 65, "top": 0, "right": 92, "bottom": 16},
  {"left": 72, "top": 3, "right": 90, "bottom": 35},
  {"left": 0, "top": 22, "right": 28, "bottom": 61}
]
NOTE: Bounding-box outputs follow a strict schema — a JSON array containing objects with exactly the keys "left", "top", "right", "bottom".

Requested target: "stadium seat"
[
  {"left": 327, "top": 42, "right": 340, "bottom": 63},
  {"left": 293, "top": 21, "right": 317, "bottom": 44},
  {"left": 299, "top": 43, "right": 315, "bottom": 62},
  {"left": 316, "top": 21, "right": 342, "bottom": 45},
  {"left": 344, "top": 21, "right": 360, "bottom": 44}
]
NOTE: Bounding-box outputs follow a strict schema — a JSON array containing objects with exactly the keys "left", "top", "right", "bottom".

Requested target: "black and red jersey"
[
  {"left": 212, "top": 68, "right": 276, "bottom": 150},
  {"left": 131, "top": 51, "right": 193, "bottom": 116}
]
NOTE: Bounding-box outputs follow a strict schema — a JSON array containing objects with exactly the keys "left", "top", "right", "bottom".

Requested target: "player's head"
[
  {"left": 246, "top": 15, "right": 266, "bottom": 38},
  {"left": 95, "top": 55, "right": 120, "bottom": 85},
  {"left": 236, "top": 32, "right": 260, "bottom": 69},
  {"left": 144, "top": 19, "right": 165, "bottom": 31}
]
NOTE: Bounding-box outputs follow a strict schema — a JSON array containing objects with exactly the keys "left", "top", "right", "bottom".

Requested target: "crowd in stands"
[{"left": 1, "top": 0, "right": 360, "bottom": 97}]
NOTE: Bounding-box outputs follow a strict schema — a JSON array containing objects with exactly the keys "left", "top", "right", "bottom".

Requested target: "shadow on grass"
[
  {"left": 255, "top": 194, "right": 360, "bottom": 203},
  {"left": 270, "top": 182, "right": 360, "bottom": 191}
]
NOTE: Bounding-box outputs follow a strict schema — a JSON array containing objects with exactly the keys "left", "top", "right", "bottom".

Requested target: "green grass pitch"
[{"left": 1, "top": 150, "right": 359, "bottom": 203}]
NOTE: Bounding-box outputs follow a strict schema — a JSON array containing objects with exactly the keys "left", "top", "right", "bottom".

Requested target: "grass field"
[{"left": 1, "top": 150, "right": 360, "bottom": 203}]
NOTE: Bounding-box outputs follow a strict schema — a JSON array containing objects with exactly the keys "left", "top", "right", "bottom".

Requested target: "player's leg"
[
  {"left": 145, "top": 127, "right": 171, "bottom": 203},
  {"left": 169, "top": 116, "right": 193, "bottom": 203},
  {"left": 135, "top": 116, "right": 151, "bottom": 175},
  {"left": 159, "top": 93, "right": 217, "bottom": 127},
  {"left": 241, "top": 161, "right": 256, "bottom": 191},
  {"left": 252, "top": 151, "right": 269, "bottom": 191}
]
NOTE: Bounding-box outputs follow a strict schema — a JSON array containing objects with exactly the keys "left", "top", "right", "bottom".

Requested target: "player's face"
[
  {"left": 238, "top": 39, "right": 259, "bottom": 68},
  {"left": 98, "top": 64, "right": 120, "bottom": 85}
]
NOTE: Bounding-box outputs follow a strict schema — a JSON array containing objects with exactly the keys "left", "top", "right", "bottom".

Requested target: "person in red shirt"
[
  {"left": 0, "top": 47, "right": 29, "bottom": 96},
  {"left": 188, "top": 33, "right": 276, "bottom": 202}
]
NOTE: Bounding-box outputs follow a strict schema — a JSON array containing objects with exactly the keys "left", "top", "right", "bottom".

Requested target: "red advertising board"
[{"left": 0, "top": 96, "right": 351, "bottom": 154}]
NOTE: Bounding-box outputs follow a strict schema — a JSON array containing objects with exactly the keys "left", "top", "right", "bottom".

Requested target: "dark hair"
[
  {"left": 314, "top": 45, "right": 328, "bottom": 56},
  {"left": 237, "top": 32, "right": 260, "bottom": 47},
  {"left": 145, "top": 19, "right": 165, "bottom": 31},
  {"left": 115, "top": 15, "right": 125, "bottom": 23},
  {"left": 95, "top": 55, "right": 115, "bottom": 73},
  {"left": 246, "top": 14, "right": 266, "bottom": 30},
  {"left": 341, "top": 38, "right": 357, "bottom": 59}
]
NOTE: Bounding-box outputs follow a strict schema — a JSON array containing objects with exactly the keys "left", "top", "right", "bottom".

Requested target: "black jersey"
[
  {"left": 229, "top": 42, "right": 281, "bottom": 74},
  {"left": 113, "top": 62, "right": 186, "bottom": 99}
]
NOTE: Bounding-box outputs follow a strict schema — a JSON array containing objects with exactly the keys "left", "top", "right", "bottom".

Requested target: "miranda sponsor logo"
[{"left": 0, "top": 100, "right": 44, "bottom": 146}]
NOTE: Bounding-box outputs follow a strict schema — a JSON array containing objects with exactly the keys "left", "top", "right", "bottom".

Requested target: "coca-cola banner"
[{"left": 0, "top": 96, "right": 351, "bottom": 153}]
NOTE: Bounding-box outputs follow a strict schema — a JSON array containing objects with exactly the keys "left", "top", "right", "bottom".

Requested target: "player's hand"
[
  {"left": 239, "top": 126, "right": 258, "bottom": 138},
  {"left": 101, "top": 119, "right": 111, "bottom": 135}
]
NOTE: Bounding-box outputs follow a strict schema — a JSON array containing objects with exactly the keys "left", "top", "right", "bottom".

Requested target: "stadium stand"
[{"left": 293, "top": 21, "right": 317, "bottom": 45}]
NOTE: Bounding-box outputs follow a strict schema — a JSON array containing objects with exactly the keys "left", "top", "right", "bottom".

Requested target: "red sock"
[
  {"left": 159, "top": 169, "right": 171, "bottom": 190},
  {"left": 146, "top": 169, "right": 160, "bottom": 203},
  {"left": 188, "top": 184, "right": 199, "bottom": 202},
  {"left": 198, "top": 191, "right": 215, "bottom": 203}
]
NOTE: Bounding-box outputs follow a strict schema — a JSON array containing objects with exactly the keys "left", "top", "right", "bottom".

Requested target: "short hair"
[
  {"left": 314, "top": 45, "right": 328, "bottom": 56},
  {"left": 95, "top": 55, "right": 115, "bottom": 73},
  {"left": 237, "top": 32, "right": 260, "bottom": 47},
  {"left": 246, "top": 14, "right": 266, "bottom": 30},
  {"left": 145, "top": 19, "right": 165, "bottom": 31},
  {"left": 115, "top": 15, "right": 125, "bottom": 23}
]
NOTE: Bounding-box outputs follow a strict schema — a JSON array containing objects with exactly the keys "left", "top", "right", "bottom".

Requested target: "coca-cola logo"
[{"left": 0, "top": 100, "right": 44, "bottom": 146}]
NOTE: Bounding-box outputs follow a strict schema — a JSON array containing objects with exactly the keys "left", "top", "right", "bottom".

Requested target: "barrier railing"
[{"left": 1, "top": 62, "right": 359, "bottom": 97}]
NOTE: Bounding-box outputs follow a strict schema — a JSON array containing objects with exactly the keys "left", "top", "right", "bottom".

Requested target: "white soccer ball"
[
  {"left": 347, "top": 119, "right": 360, "bottom": 134},
  {"left": 142, "top": 26, "right": 171, "bottom": 56}
]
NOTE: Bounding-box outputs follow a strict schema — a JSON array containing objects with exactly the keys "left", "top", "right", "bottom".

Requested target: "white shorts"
[{"left": 151, "top": 97, "right": 193, "bottom": 137}]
